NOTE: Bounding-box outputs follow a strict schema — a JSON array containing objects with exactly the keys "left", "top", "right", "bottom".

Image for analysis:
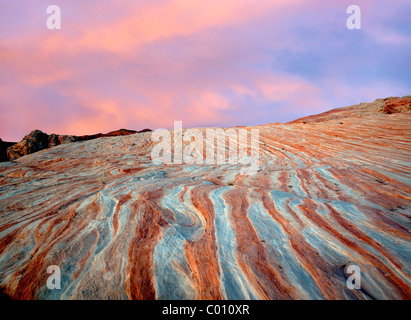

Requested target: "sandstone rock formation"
[
  {"left": 3, "top": 128, "right": 151, "bottom": 161},
  {"left": 381, "top": 97, "right": 411, "bottom": 114},
  {"left": 288, "top": 96, "right": 411, "bottom": 124},
  {"left": 6, "top": 130, "right": 50, "bottom": 161},
  {"left": 0, "top": 97, "right": 410, "bottom": 300}
]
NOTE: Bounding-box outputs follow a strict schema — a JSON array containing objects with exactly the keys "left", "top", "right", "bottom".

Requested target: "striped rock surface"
[{"left": 0, "top": 97, "right": 410, "bottom": 300}]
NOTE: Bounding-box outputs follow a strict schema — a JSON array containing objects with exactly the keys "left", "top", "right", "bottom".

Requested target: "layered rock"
[
  {"left": 289, "top": 96, "right": 411, "bottom": 124},
  {"left": 381, "top": 97, "right": 411, "bottom": 114},
  {"left": 47, "top": 134, "right": 78, "bottom": 148},
  {"left": 0, "top": 97, "right": 410, "bottom": 300},
  {"left": 6, "top": 130, "right": 50, "bottom": 161},
  {"left": 3, "top": 128, "right": 151, "bottom": 161}
]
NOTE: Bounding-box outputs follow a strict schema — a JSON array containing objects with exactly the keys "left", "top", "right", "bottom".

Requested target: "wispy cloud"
[{"left": 0, "top": 0, "right": 410, "bottom": 141}]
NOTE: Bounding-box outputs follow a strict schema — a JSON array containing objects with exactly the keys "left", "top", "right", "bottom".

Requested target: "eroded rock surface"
[
  {"left": 0, "top": 98, "right": 410, "bottom": 300},
  {"left": 3, "top": 129, "right": 151, "bottom": 161},
  {"left": 6, "top": 130, "right": 50, "bottom": 161}
]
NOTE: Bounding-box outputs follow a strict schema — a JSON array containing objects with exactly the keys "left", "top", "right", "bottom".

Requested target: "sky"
[{"left": 1, "top": 0, "right": 410, "bottom": 141}]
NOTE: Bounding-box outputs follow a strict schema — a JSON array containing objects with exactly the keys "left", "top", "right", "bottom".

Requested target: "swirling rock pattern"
[
  {"left": 3, "top": 129, "right": 151, "bottom": 162},
  {"left": 0, "top": 98, "right": 410, "bottom": 300}
]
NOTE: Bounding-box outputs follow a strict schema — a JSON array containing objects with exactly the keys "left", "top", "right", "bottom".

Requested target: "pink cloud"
[{"left": 1, "top": 0, "right": 410, "bottom": 141}]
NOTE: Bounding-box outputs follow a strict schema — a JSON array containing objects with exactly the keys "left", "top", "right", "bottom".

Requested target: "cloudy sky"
[{"left": 1, "top": 0, "right": 410, "bottom": 141}]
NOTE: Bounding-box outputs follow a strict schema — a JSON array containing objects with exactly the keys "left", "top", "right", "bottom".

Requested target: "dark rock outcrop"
[
  {"left": 0, "top": 139, "right": 5, "bottom": 162},
  {"left": 48, "top": 134, "right": 78, "bottom": 148},
  {"left": 2, "top": 128, "right": 152, "bottom": 161},
  {"left": 6, "top": 130, "right": 49, "bottom": 161},
  {"left": 0, "top": 139, "right": 16, "bottom": 162}
]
